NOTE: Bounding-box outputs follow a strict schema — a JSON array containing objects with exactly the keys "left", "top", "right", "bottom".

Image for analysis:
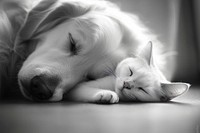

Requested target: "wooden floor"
[{"left": 0, "top": 86, "right": 200, "bottom": 133}]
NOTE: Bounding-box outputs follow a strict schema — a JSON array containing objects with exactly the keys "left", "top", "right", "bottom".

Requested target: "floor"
[{"left": 0, "top": 86, "right": 200, "bottom": 133}]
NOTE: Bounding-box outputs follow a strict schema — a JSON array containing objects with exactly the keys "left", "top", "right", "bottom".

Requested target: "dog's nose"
[{"left": 29, "top": 75, "right": 53, "bottom": 100}]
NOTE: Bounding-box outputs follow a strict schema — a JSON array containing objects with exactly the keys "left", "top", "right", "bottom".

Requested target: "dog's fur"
[{"left": 0, "top": 0, "right": 169, "bottom": 101}]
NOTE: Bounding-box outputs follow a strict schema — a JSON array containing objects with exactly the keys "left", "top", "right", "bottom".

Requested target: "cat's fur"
[
  {"left": 115, "top": 42, "right": 190, "bottom": 102},
  {"left": 67, "top": 42, "right": 190, "bottom": 103}
]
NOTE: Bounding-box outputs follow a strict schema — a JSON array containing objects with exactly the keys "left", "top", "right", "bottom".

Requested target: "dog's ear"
[
  {"left": 17, "top": 0, "right": 59, "bottom": 41},
  {"left": 0, "top": 0, "right": 27, "bottom": 45},
  {"left": 16, "top": 0, "right": 89, "bottom": 42}
]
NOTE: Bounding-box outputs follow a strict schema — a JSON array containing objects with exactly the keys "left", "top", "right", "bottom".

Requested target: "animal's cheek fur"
[
  {"left": 115, "top": 78, "right": 124, "bottom": 91},
  {"left": 18, "top": 46, "right": 87, "bottom": 101}
]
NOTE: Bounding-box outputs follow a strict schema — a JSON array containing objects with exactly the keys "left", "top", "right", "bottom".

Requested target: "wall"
[{"left": 110, "top": 0, "right": 200, "bottom": 83}]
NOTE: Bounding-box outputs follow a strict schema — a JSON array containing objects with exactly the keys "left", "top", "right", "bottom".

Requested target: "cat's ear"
[
  {"left": 139, "top": 41, "right": 154, "bottom": 66},
  {"left": 161, "top": 82, "right": 190, "bottom": 99}
]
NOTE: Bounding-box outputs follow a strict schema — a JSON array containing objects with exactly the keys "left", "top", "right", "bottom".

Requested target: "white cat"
[
  {"left": 67, "top": 42, "right": 190, "bottom": 103},
  {"left": 115, "top": 42, "right": 190, "bottom": 102}
]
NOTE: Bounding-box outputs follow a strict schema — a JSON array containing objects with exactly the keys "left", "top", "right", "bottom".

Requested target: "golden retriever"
[{"left": 0, "top": 0, "right": 167, "bottom": 102}]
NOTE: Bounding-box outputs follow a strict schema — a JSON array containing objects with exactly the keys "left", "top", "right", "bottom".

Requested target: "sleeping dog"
[{"left": 0, "top": 0, "right": 168, "bottom": 102}]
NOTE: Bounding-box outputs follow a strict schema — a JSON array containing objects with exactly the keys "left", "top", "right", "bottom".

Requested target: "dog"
[{"left": 0, "top": 0, "right": 168, "bottom": 101}]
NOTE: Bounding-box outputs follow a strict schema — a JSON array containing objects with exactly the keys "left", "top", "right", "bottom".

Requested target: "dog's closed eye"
[{"left": 69, "top": 33, "right": 77, "bottom": 55}]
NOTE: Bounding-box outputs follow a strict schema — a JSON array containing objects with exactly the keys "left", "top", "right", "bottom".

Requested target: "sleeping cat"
[
  {"left": 67, "top": 42, "right": 190, "bottom": 103},
  {"left": 115, "top": 41, "right": 190, "bottom": 102}
]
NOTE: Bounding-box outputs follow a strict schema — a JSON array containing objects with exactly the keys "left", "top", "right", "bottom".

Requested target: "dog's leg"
[{"left": 66, "top": 76, "right": 119, "bottom": 103}]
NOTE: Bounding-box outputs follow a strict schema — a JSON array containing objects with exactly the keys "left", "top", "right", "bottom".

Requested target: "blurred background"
[{"left": 110, "top": 0, "right": 200, "bottom": 84}]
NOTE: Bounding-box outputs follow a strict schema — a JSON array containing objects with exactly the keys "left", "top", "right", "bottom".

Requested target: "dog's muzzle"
[{"left": 18, "top": 65, "right": 61, "bottom": 101}]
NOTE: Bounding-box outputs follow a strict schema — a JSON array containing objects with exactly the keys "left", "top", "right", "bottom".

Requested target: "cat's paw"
[{"left": 93, "top": 90, "right": 119, "bottom": 104}]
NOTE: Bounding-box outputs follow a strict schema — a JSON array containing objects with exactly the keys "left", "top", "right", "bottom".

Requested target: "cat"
[
  {"left": 66, "top": 42, "right": 190, "bottom": 103},
  {"left": 114, "top": 41, "right": 190, "bottom": 102}
]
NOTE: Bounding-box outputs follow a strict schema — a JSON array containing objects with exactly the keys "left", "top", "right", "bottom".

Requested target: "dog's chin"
[
  {"left": 49, "top": 88, "right": 64, "bottom": 102},
  {"left": 19, "top": 83, "right": 64, "bottom": 102},
  {"left": 18, "top": 82, "right": 33, "bottom": 101}
]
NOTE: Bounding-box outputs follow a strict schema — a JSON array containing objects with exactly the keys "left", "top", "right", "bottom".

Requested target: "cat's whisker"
[
  {"left": 123, "top": 90, "right": 132, "bottom": 99},
  {"left": 105, "top": 65, "right": 117, "bottom": 78},
  {"left": 104, "top": 57, "right": 120, "bottom": 78}
]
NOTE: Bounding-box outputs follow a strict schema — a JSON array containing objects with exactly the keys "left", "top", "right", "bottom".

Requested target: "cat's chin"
[
  {"left": 115, "top": 88, "right": 136, "bottom": 101},
  {"left": 115, "top": 88, "right": 125, "bottom": 99}
]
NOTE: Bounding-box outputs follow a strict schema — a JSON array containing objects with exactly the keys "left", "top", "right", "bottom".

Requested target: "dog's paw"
[{"left": 93, "top": 90, "right": 119, "bottom": 104}]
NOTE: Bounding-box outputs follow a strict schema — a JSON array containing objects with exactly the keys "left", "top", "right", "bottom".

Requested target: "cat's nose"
[{"left": 123, "top": 81, "right": 133, "bottom": 89}]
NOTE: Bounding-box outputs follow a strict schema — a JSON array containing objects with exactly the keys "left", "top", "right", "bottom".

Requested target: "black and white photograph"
[{"left": 0, "top": 0, "right": 200, "bottom": 133}]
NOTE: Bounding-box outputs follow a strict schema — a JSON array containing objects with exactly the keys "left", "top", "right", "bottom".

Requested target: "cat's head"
[{"left": 115, "top": 42, "right": 190, "bottom": 102}]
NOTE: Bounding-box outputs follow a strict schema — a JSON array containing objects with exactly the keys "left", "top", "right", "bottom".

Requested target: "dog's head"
[{"left": 16, "top": 0, "right": 124, "bottom": 101}]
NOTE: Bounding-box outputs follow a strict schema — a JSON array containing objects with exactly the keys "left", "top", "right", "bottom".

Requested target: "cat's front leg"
[
  {"left": 66, "top": 76, "right": 119, "bottom": 104},
  {"left": 93, "top": 90, "right": 119, "bottom": 103}
]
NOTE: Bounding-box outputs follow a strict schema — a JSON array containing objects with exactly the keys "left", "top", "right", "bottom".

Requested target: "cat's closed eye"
[
  {"left": 136, "top": 87, "right": 149, "bottom": 94},
  {"left": 129, "top": 67, "right": 133, "bottom": 76}
]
